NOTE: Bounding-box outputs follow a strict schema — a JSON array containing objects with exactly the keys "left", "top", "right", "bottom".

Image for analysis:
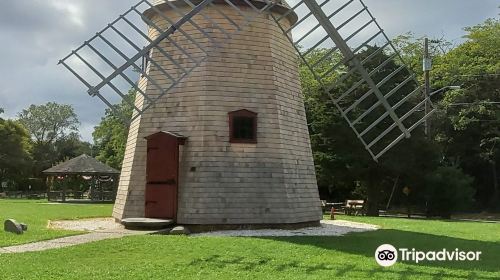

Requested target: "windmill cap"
[{"left": 144, "top": 0, "right": 298, "bottom": 25}]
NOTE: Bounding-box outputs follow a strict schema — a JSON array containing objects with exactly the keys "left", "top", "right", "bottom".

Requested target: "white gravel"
[
  {"left": 48, "top": 218, "right": 124, "bottom": 232},
  {"left": 193, "top": 220, "right": 378, "bottom": 237}
]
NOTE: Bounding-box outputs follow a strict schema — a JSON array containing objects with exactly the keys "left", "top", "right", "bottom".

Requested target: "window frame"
[{"left": 228, "top": 109, "right": 258, "bottom": 144}]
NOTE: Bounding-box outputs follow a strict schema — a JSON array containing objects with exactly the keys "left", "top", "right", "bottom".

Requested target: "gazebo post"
[
  {"left": 98, "top": 177, "right": 103, "bottom": 201},
  {"left": 50, "top": 176, "right": 54, "bottom": 200},
  {"left": 91, "top": 176, "right": 97, "bottom": 201},
  {"left": 46, "top": 176, "right": 50, "bottom": 201},
  {"left": 62, "top": 178, "right": 66, "bottom": 203}
]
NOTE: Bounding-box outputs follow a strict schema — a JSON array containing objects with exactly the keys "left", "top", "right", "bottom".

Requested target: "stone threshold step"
[{"left": 121, "top": 218, "right": 174, "bottom": 230}]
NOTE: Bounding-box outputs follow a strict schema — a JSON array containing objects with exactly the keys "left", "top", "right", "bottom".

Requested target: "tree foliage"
[
  {"left": 16, "top": 103, "right": 89, "bottom": 176},
  {"left": 93, "top": 91, "right": 135, "bottom": 169},
  {"left": 423, "top": 166, "right": 475, "bottom": 218},
  {"left": 433, "top": 19, "right": 500, "bottom": 209},
  {"left": 433, "top": 19, "right": 499, "bottom": 87},
  {"left": 17, "top": 102, "right": 80, "bottom": 144},
  {"left": 0, "top": 118, "right": 32, "bottom": 184}
]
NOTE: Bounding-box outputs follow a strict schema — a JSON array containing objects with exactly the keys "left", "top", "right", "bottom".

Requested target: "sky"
[{"left": 0, "top": 0, "right": 498, "bottom": 143}]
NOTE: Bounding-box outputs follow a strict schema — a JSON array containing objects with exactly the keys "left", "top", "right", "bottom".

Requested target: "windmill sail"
[
  {"left": 272, "top": 0, "right": 434, "bottom": 161},
  {"left": 59, "top": 0, "right": 275, "bottom": 122},
  {"left": 60, "top": 0, "right": 433, "bottom": 161}
]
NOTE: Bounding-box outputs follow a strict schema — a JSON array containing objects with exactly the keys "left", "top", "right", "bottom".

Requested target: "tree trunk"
[
  {"left": 386, "top": 176, "right": 399, "bottom": 210},
  {"left": 490, "top": 160, "right": 499, "bottom": 209},
  {"left": 407, "top": 200, "right": 412, "bottom": 218},
  {"left": 366, "top": 173, "right": 380, "bottom": 216}
]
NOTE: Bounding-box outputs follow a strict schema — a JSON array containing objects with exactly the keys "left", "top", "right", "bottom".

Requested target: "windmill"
[{"left": 60, "top": 0, "right": 434, "bottom": 227}]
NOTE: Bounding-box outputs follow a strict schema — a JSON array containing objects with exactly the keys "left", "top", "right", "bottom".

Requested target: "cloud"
[
  {"left": 0, "top": 0, "right": 497, "bottom": 143},
  {"left": 0, "top": 0, "right": 133, "bottom": 141},
  {"left": 364, "top": 0, "right": 499, "bottom": 41}
]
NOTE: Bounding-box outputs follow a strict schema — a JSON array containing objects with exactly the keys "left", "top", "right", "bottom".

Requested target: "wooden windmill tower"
[{"left": 60, "top": 0, "right": 434, "bottom": 228}]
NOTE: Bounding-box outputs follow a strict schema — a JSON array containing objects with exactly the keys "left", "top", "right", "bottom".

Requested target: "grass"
[
  {"left": 0, "top": 202, "right": 499, "bottom": 279},
  {"left": 0, "top": 199, "right": 113, "bottom": 246}
]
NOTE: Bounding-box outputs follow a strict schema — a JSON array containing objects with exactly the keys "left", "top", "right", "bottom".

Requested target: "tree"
[
  {"left": 93, "top": 91, "right": 135, "bottom": 169},
  {"left": 18, "top": 102, "right": 80, "bottom": 145},
  {"left": 24, "top": 133, "right": 92, "bottom": 176},
  {"left": 17, "top": 102, "right": 84, "bottom": 176},
  {"left": 392, "top": 32, "right": 452, "bottom": 82},
  {"left": 423, "top": 166, "right": 475, "bottom": 218},
  {"left": 54, "top": 132, "right": 92, "bottom": 161},
  {"left": 431, "top": 19, "right": 500, "bottom": 210},
  {"left": 301, "top": 46, "right": 441, "bottom": 216},
  {"left": 0, "top": 118, "right": 32, "bottom": 185},
  {"left": 354, "top": 19, "right": 500, "bottom": 213},
  {"left": 433, "top": 19, "right": 499, "bottom": 88}
]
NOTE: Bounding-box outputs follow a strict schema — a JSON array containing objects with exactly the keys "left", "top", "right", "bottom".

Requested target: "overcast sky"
[{"left": 0, "top": 0, "right": 498, "bottom": 143}]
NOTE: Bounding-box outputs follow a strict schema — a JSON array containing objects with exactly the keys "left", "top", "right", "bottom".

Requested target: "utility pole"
[{"left": 423, "top": 38, "right": 432, "bottom": 136}]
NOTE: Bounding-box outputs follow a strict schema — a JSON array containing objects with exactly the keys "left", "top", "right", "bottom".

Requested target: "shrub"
[
  {"left": 424, "top": 166, "right": 475, "bottom": 218},
  {"left": 15, "top": 178, "right": 46, "bottom": 192}
]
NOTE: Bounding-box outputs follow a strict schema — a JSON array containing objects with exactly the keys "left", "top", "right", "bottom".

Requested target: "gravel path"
[
  {"left": 0, "top": 218, "right": 153, "bottom": 254},
  {"left": 48, "top": 218, "right": 124, "bottom": 232},
  {"left": 193, "top": 220, "right": 378, "bottom": 237}
]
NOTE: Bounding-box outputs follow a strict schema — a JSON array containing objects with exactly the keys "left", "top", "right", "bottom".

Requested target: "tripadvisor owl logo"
[
  {"left": 375, "top": 244, "right": 482, "bottom": 267},
  {"left": 375, "top": 244, "right": 398, "bottom": 267}
]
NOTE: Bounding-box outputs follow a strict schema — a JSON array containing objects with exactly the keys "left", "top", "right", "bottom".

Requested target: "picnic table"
[
  {"left": 320, "top": 200, "right": 366, "bottom": 216},
  {"left": 343, "top": 200, "right": 365, "bottom": 216},
  {"left": 320, "top": 201, "right": 346, "bottom": 212}
]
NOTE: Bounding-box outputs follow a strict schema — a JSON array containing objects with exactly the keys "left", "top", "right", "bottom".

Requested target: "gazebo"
[{"left": 43, "top": 154, "right": 120, "bottom": 202}]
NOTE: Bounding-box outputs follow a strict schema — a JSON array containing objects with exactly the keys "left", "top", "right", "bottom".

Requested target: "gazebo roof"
[{"left": 42, "top": 154, "right": 120, "bottom": 176}]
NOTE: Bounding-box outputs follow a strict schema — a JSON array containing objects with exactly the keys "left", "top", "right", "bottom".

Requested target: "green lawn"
[
  {"left": 0, "top": 199, "right": 113, "bottom": 246},
  {"left": 0, "top": 202, "right": 499, "bottom": 279}
]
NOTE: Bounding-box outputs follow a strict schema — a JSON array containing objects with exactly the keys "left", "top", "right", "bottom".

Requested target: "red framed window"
[{"left": 228, "top": 109, "right": 257, "bottom": 144}]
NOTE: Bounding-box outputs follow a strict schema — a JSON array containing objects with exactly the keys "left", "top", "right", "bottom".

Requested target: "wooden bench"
[
  {"left": 343, "top": 200, "right": 365, "bottom": 216},
  {"left": 27, "top": 194, "right": 42, "bottom": 200}
]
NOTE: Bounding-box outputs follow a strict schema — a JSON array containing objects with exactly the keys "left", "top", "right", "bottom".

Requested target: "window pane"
[{"left": 233, "top": 116, "right": 254, "bottom": 140}]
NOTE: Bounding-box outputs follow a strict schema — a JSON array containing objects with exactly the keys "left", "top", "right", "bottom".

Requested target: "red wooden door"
[
  {"left": 146, "top": 135, "right": 179, "bottom": 183},
  {"left": 145, "top": 183, "right": 177, "bottom": 219},
  {"left": 145, "top": 132, "right": 179, "bottom": 219}
]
